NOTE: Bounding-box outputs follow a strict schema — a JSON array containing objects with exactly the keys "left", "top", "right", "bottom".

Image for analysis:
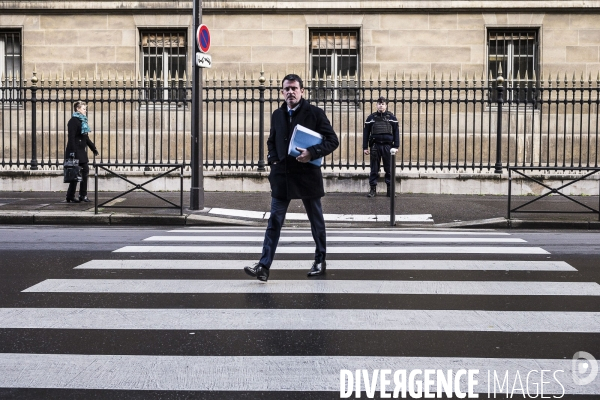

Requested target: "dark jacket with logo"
[
  {"left": 66, "top": 118, "right": 97, "bottom": 164},
  {"left": 362, "top": 110, "right": 400, "bottom": 150},
  {"left": 267, "top": 98, "right": 339, "bottom": 200}
]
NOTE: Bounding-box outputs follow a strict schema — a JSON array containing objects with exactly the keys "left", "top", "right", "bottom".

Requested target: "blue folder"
[{"left": 288, "top": 124, "right": 323, "bottom": 166}]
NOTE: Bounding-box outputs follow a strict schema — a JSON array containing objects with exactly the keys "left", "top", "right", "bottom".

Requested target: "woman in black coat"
[{"left": 65, "top": 101, "right": 99, "bottom": 203}]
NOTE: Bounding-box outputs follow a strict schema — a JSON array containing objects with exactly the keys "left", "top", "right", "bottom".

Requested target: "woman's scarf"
[{"left": 72, "top": 112, "right": 91, "bottom": 135}]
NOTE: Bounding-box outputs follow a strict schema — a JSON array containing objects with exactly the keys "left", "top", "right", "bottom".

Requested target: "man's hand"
[
  {"left": 295, "top": 147, "right": 311, "bottom": 163},
  {"left": 364, "top": 149, "right": 370, "bottom": 155}
]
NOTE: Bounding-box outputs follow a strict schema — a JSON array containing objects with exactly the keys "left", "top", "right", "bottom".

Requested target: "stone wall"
[
  {"left": 203, "top": 11, "right": 600, "bottom": 81},
  {"left": 0, "top": 13, "right": 193, "bottom": 78},
  {"left": 1, "top": 4, "right": 600, "bottom": 82}
]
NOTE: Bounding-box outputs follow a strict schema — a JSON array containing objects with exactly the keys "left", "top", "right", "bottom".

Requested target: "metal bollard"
[{"left": 390, "top": 148, "right": 397, "bottom": 226}]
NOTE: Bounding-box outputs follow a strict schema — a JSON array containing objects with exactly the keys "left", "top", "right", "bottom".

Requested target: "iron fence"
[{"left": 2, "top": 70, "right": 600, "bottom": 172}]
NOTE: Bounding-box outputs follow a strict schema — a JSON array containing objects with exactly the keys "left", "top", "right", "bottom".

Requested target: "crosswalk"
[{"left": 1, "top": 228, "right": 599, "bottom": 397}]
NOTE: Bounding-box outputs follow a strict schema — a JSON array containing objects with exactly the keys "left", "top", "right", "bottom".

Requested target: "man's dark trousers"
[
  {"left": 259, "top": 196, "right": 326, "bottom": 268},
  {"left": 368, "top": 143, "right": 392, "bottom": 186}
]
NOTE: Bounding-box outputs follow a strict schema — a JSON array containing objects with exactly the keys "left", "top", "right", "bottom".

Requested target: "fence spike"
[
  {"left": 497, "top": 63, "right": 503, "bottom": 76},
  {"left": 449, "top": 70, "right": 452, "bottom": 83},
  {"left": 524, "top": 70, "right": 529, "bottom": 81},
  {"left": 597, "top": 70, "right": 600, "bottom": 83},
  {"left": 488, "top": 70, "right": 493, "bottom": 83},
  {"left": 581, "top": 71, "right": 585, "bottom": 85},
  {"left": 532, "top": 70, "right": 536, "bottom": 83},
  {"left": 588, "top": 72, "right": 592, "bottom": 84}
]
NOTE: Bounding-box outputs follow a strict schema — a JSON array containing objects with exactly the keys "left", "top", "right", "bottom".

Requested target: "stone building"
[
  {"left": 1, "top": 1, "right": 599, "bottom": 84},
  {"left": 1, "top": 1, "right": 600, "bottom": 195}
]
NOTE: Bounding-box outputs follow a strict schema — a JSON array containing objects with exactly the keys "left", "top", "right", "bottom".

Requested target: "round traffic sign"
[{"left": 197, "top": 24, "right": 211, "bottom": 53}]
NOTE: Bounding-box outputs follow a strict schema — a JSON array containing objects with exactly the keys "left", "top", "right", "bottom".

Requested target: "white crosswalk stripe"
[
  {"left": 144, "top": 235, "right": 527, "bottom": 243},
  {"left": 22, "top": 279, "right": 600, "bottom": 296},
  {"left": 74, "top": 259, "right": 576, "bottom": 271},
  {"left": 1, "top": 308, "right": 598, "bottom": 332},
  {"left": 0, "top": 354, "right": 588, "bottom": 394},
  {"left": 114, "top": 245, "right": 549, "bottom": 254},
  {"left": 3, "top": 227, "right": 599, "bottom": 396}
]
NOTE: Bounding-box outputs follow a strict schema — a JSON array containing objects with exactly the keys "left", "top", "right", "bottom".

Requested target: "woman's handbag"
[{"left": 63, "top": 154, "right": 82, "bottom": 183}]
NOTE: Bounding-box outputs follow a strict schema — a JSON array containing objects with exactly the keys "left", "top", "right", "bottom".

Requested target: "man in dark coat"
[
  {"left": 363, "top": 96, "right": 399, "bottom": 197},
  {"left": 244, "top": 74, "right": 339, "bottom": 282}
]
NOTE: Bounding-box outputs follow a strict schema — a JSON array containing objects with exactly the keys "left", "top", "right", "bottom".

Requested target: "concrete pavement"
[{"left": 0, "top": 191, "right": 599, "bottom": 229}]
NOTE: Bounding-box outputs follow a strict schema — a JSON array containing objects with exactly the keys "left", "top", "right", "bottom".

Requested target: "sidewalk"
[{"left": 0, "top": 191, "right": 599, "bottom": 229}]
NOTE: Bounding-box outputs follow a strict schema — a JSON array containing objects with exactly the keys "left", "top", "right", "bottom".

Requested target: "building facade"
[
  {"left": 1, "top": 1, "right": 600, "bottom": 181},
  {"left": 1, "top": 1, "right": 600, "bottom": 85}
]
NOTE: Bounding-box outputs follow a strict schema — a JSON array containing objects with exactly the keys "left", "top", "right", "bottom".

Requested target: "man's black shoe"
[
  {"left": 307, "top": 260, "right": 326, "bottom": 277},
  {"left": 244, "top": 263, "right": 269, "bottom": 282},
  {"left": 79, "top": 196, "right": 91, "bottom": 202}
]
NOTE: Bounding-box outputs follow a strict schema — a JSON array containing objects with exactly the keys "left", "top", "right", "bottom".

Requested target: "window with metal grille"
[
  {"left": 140, "top": 30, "right": 187, "bottom": 101},
  {"left": 487, "top": 29, "right": 539, "bottom": 103},
  {"left": 0, "top": 30, "right": 22, "bottom": 100},
  {"left": 309, "top": 29, "right": 359, "bottom": 101}
]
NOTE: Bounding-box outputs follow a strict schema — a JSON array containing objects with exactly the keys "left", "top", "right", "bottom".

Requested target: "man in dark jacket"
[
  {"left": 363, "top": 96, "right": 399, "bottom": 197},
  {"left": 244, "top": 74, "right": 339, "bottom": 282}
]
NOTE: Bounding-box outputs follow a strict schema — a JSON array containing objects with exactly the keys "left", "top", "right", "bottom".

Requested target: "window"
[
  {"left": 310, "top": 29, "right": 359, "bottom": 100},
  {"left": 140, "top": 30, "right": 187, "bottom": 101},
  {"left": 487, "top": 29, "right": 539, "bottom": 103},
  {"left": 0, "top": 31, "right": 21, "bottom": 100}
]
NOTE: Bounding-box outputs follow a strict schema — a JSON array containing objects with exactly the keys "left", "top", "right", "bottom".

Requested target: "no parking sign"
[{"left": 196, "top": 24, "right": 210, "bottom": 53}]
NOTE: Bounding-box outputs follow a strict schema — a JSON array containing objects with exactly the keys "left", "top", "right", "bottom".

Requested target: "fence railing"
[{"left": 2, "top": 70, "right": 600, "bottom": 172}]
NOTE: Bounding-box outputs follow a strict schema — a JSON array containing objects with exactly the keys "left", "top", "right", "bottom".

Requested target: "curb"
[
  {"left": 0, "top": 211, "right": 260, "bottom": 227},
  {"left": 1, "top": 211, "right": 598, "bottom": 229}
]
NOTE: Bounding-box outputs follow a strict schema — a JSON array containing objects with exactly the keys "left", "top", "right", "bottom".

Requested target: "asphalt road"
[{"left": 0, "top": 226, "right": 598, "bottom": 399}]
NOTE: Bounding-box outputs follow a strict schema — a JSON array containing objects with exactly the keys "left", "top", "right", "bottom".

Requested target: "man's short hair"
[
  {"left": 282, "top": 74, "right": 304, "bottom": 89},
  {"left": 377, "top": 96, "right": 387, "bottom": 104}
]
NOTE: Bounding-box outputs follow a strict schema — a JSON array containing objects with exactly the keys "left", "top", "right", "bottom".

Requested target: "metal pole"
[
  {"left": 180, "top": 164, "right": 184, "bottom": 216},
  {"left": 507, "top": 167, "right": 512, "bottom": 220},
  {"left": 494, "top": 70, "right": 505, "bottom": 174},
  {"left": 257, "top": 70, "right": 266, "bottom": 171},
  {"left": 30, "top": 71, "right": 39, "bottom": 170},
  {"left": 94, "top": 165, "right": 98, "bottom": 215},
  {"left": 190, "top": 0, "right": 204, "bottom": 210},
  {"left": 390, "top": 148, "right": 397, "bottom": 226}
]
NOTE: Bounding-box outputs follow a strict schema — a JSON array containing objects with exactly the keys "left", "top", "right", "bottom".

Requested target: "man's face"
[
  {"left": 281, "top": 79, "right": 304, "bottom": 109},
  {"left": 377, "top": 101, "right": 387, "bottom": 113}
]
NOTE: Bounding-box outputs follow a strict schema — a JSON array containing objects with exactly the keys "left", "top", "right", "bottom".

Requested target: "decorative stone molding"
[{"left": 1, "top": 1, "right": 600, "bottom": 11}]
